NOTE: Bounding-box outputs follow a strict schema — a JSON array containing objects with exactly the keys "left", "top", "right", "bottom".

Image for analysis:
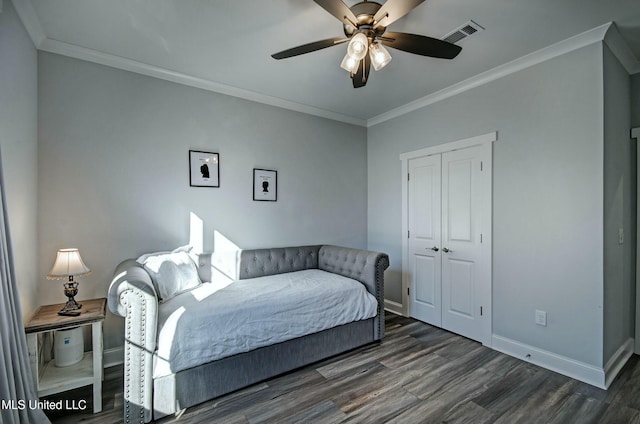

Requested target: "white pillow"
[
  {"left": 137, "top": 245, "right": 195, "bottom": 264},
  {"left": 137, "top": 249, "right": 201, "bottom": 301}
]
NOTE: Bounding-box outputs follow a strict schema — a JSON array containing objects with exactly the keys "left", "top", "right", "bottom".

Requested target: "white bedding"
[{"left": 154, "top": 269, "right": 378, "bottom": 378}]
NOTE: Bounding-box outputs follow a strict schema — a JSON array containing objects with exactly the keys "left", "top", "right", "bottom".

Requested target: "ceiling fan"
[{"left": 271, "top": 0, "right": 462, "bottom": 88}]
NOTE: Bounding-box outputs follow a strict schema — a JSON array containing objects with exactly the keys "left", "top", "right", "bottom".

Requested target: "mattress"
[{"left": 153, "top": 269, "right": 378, "bottom": 378}]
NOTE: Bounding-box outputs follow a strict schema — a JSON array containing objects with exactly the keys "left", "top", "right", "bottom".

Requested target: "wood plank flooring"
[{"left": 45, "top": 313, "right": 640, "bottom": 423}]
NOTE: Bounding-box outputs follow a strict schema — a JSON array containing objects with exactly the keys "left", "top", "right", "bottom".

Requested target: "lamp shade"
[
  {"left": 47, "top": 248, "right": 91, "bottom": 280},
  {"left": 369, "top": 43, "right": 392, "bottom": 71},
  {"left": 347, "top": 33, "right": 368, "bottom": 61},
  {"left": 340, "top": 53, "right": 360, "bottom": 73}
]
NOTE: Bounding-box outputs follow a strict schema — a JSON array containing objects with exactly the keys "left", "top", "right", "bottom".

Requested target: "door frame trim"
[
  {"left": 400, "top": 131, "right": 498, "bottom": 162},
  {"left": 400, "top": 131, "right": 497, "bottom": 346}
]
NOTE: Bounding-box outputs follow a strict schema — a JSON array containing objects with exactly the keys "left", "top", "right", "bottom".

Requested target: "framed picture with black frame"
[
  {"left": 189, "top": 150, "right": 219, "bottom": 187},
  {"left": 253, "top": 168, "right": 277, "bottom": 201}
]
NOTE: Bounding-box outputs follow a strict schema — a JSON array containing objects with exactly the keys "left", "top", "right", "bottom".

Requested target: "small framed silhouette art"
[
  {"left": 189, "top": 150, "right": 219, "bottom": 187},
  {"left": 253, "top": 168, "right": 277, "bottom": 201}
]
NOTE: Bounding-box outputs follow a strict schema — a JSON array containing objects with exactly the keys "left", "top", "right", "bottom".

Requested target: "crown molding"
[
  {"left": 39, "top": 38, "right": 367, "bottom": 127},
  {"left": 11, "top": 0, "right": 45, "bottom": 47},
  {"left": 367, "top": 23, "right": 613, "bottom": 127},
  {"left": 604, "top": 23, "right": 640, "bottom": 75}
]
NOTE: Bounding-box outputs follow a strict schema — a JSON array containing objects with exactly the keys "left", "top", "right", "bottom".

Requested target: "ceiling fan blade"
[
  {"left": 352, "top": 55, "right": 371, "bottom": 88},
  {"left": 313, "top": 0, "right": 358, "bottom": 25},
  {"left": 272, "top": 37, "right": 348, "bottom": 60},
  {"left": 374, "top": 0, "right": 426, "bottom": 28},
  {"left": 381, "top": 32, "right": 462, "bottom": 59}
]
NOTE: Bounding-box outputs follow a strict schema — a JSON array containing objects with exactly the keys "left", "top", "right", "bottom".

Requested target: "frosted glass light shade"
[
  {"left": 47, "top": 248, "right": 91, "bottom": 280},
  {"left": 369, "top": 43, "right": 392, "bottom": 71},
  {"left": 347, "top": 33, "right": 368, "bottom": 60},
  {"left": 340, "top": 53, "right": 360, "bottom": 73}
]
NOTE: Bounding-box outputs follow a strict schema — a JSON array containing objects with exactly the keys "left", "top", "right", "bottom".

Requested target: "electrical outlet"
[{"left": 535, "top": 310, "right": 547, "bottom": 326}]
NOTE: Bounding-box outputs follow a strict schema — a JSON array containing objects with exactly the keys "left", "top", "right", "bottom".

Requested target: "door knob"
[
  {"left": 430, "top": 247, "right": 439, "bottom": 252},
  {"left": 442, "top": 247, "right": 452, "bottom": 253}
]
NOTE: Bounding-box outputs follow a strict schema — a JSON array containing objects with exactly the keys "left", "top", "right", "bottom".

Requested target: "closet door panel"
[
  {"left": 441, "top": 145, "right": 484, "bottom": 341},
  {"left": 408, "top": 155, "right": 442, "bottom": 326}
]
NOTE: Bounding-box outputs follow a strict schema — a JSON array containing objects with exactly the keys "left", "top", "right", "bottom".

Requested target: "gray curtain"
[{"left": 0, "top": 150, "right": 49, "bottom": 423}]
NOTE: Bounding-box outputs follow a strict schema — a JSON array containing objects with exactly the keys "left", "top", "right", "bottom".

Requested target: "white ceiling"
[{"left": 15, "top": 0, "right": 640, "bottom": 125}]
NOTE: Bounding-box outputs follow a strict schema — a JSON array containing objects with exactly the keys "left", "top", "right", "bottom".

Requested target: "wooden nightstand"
[{"left": 24, "top": 298, "right": 106, "bottom": 413}]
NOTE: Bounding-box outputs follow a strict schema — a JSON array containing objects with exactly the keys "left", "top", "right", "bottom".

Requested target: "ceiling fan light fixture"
[
  {"left": 369, "top": 43, "right": 392, "bottom": 71},
  {"left": 347, "top": 32, "right": 369, "bottom": 60},
  {"left": 270, "top": 0, "right": 463, "bottom": 88},
  {"left": 340, "top": 53, "right": 360, "bottom": 73}
]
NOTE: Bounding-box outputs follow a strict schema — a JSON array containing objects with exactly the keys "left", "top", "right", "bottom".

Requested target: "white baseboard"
[
  {"left": 492, "top": 335, "right": 607, "bottom": 388},
  {"left": 492, "top": 335, "right": 634, "bottom": 389},
  {"left": 103, "top": 346, "right": 124, "bottom": 368},
  {"left": 604, "top": 338, "right": 634, "bottom": 388},
  {"left": 384, "top": 299, "right": 405, "bottom": 316}
]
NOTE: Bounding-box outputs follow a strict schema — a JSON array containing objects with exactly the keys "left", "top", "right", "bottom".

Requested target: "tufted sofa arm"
[
  {"left": 108, "top": 259, "right": 158, "bottom": 424},
  {"left": 318, "top": 245, "right": 389, "bottom": 339}
]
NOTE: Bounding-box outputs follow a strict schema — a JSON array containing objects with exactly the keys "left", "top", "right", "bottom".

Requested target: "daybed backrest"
[{"left": 238, "top": 245, "right": 322, "bottom": 279}]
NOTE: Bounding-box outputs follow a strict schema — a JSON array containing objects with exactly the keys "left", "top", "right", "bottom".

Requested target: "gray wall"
[
  {"left": 0, "top": 0, "right": 39, "bottom": 320},
  {"left": 602, "top": 44, "right": 634, "bottom": 365},
  {"left": 37, "top": 52, "right": 368, "bottom": 349},
  {"left": 368, "top": 44, "right": 605, "bottom": 366}
]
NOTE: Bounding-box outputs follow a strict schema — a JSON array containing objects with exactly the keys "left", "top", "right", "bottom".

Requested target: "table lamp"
[{"left": 47, "top": 248, "right": 91, "bottom": 315}]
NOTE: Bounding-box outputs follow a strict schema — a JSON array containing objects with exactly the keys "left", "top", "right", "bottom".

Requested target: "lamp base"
[{"left": 58, "top": 282, "right": 83, "bottom": 316}]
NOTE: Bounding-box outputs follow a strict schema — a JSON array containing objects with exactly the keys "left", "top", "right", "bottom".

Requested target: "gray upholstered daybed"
[{"left": 108, "top": 245, "right": 389, "bottom": 423}]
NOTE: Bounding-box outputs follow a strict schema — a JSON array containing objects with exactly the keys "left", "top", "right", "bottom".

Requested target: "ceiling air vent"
[{"left": 442, "top": 20, "right": 484, "bottom": 44}]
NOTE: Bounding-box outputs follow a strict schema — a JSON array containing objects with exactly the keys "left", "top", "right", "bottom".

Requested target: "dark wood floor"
[{"left": 45, "top": 313, "right": 640, "bottom": 423}]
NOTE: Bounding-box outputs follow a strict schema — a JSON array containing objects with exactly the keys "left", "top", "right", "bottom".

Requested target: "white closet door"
[
  {"left": 407, "top": 154, "right": 442, "bottom": 326},
  {"left": 441, "top": 145, "right": 486, "bottom": 342},
  {"left": 402, "top": 132, "right": 494, "bottom": 345}
]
